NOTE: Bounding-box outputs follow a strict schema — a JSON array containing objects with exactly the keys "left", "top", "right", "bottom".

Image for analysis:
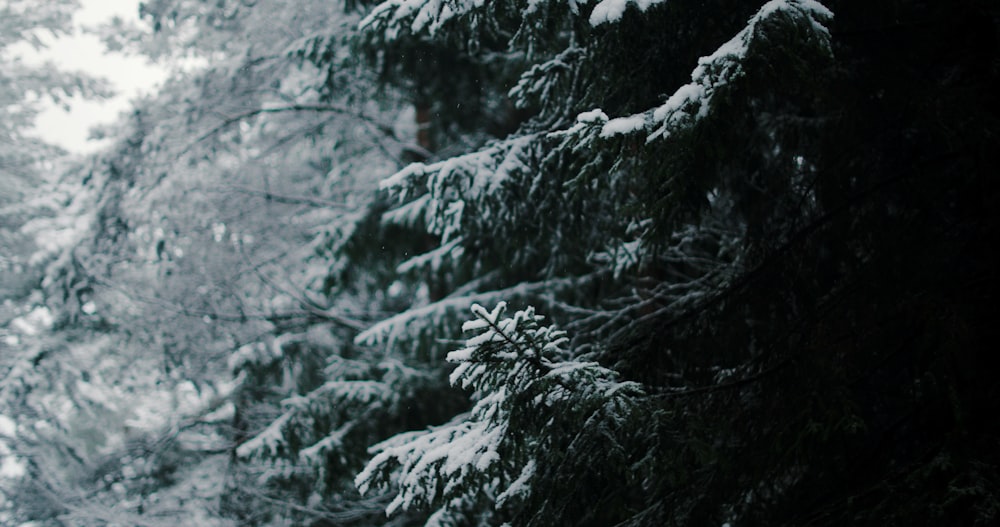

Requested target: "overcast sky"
[{"left": 28, "top": 0, "right": 167, "bottom": 154}]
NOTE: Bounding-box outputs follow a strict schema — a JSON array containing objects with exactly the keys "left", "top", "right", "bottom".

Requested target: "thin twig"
[
  {"left": 207, "top": 184, "right": 348, "bottom": 208},
  {"left": 182, "top": 104, "right": 397, "bottom": 156}
]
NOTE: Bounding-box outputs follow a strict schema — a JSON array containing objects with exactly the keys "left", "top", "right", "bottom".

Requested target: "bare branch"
[
  {"left": 207, "top": 184, "right": 349, "bottom": 209},
  {"left": 235, "top": 242, "right": 367, "bottom": 331},
  {"left": 182, "top": 104, "right": 397, "bottom": 155}
]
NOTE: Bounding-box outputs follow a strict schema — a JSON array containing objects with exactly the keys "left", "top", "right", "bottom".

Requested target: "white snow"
[
  {"left": 354, "top": 278, "right": 569, "bottom": 349},
  {"left": 361, "top": 0, "right": 484, "bottom": 37},
  {"left": 382, "top": 194, "right": 431, "bottom": 227},
  {"left": 652, "top": 82, "right": 708, "bottom": 124},
  {"left": 0, "top": 415, "right": 16, "bottom": 437},
  {"left": 1, "top": 453, "right": 26, "bottom": 479},
  {"left": 591, "top": 238, "right": 645, "bottom": 278},
  {"left": 299, "top": 425, "right": 351, "bottom": 464},
  {"left": 589, "top": 0, "right": 664, "bottom": 26},
  {"left": 396, "top": 238, "right": 465, "bottom": 274},
  {"left": 496, "top": 459, "right": 535, "bottom": 506},
  {"left": 357, "top": 301, "right": 643, "bottom": 518},
  {"left": 8, "top": 306, "right": 54, "bottom": 336},
  {"left": 236, "top": 411, "right": 293, "bottom": 459},
  {"left": 601, "top": 114, "right": 648, "bottom": 137},
  {"left": 589, "top": 0, "right": 833, "bottom": 142},
  {"left": 576, "top": 108, "right": 609, "bottom": 124}
]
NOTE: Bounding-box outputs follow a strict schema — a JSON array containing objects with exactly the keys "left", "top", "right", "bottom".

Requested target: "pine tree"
[
  {"left": 340, "top": 0, "right": 1000, "bottom": 525},
  {"left": 7, "top": 0, "right": 997, "bottom": 524}
]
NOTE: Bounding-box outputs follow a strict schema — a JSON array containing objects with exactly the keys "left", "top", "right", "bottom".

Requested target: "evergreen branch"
[
  {"left": 645, "top": 151, "right": 962, "bottom": 346},
  {"left": 469, "top": 303, "right": 550, "bottom": 372},
  {"left": 649, "top": 358, "right": 794, "bottom": 399}
]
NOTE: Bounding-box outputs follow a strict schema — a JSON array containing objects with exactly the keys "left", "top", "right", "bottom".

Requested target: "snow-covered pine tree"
[
  {"left": 342, "top": 1, "right": 835, "bottom": 524},
  {"left": 345, "top": 0, "right": 1000, "bottom": 525},
  {"left": 351, "top": 0, "right": 836, "bottom": 365}
]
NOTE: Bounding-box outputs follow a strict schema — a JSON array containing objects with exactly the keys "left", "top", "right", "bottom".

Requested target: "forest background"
[{"left": 2, "top": 0, "right": 998, "bottom": 526}]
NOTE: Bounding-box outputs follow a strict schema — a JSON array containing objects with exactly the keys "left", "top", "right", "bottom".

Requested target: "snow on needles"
[
  {"left": 596, "top": 0, "right": 833, "bottom": 140},
  {"left": 356, "top": 302, "right": 643, "bottom": 516},
  {"left": 360, "top": 0, "right": 486, "bottom": 38},
  {"left": 590, "top": 0, "right": 665, "bottom": 26},
  {"left": 362, "top": 0, "right": 675, "bottom": 38}
]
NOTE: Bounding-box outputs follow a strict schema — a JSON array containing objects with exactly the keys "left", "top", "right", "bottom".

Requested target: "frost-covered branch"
[
  {"left": 593, "top": 0, "right": 834, "bottom": 141},
  {"left": 356, "top": 302, "right": 643, "bottom": 518}
]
